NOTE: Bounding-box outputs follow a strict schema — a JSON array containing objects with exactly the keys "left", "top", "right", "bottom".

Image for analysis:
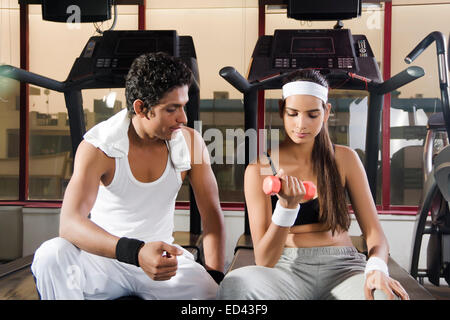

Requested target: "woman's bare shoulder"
[
  {"left": 245, "top": 153, "right": 274, "bottom": 180},
  {"left": 334, "top": 144, "right": 360, "bottom": 162},
  {"left": 334, "top": 144, "right": 365, "bottom": 178}
]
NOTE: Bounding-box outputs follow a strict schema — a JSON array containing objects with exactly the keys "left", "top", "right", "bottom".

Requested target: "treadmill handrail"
[
  {"left": 0, "top": 64, "right": 65, "bottom": 92},
  {"left": 371, "top": 66, "right": 425, "bottom": 95},
  {"left": 220, "top": 65, "right": 425, "bottom": 97},
  {"left": 220, "top": 66, "right": 291, "bottom": 92},
  {"left": 219, "top": 66, "right": 251, "bottom": 93},
  {"left": 405, "top": 31, "right": 450, "bottom": 136}
]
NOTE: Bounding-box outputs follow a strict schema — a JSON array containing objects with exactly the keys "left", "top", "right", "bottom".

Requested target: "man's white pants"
[{"left": 31, "top": 237, "right": 218, "bottom": 300}]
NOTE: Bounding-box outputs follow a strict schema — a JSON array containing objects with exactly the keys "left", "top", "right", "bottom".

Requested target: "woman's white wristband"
[
  {"left": 364, "top": 256, "right": 389, "bottom": 277},
  {"left": 271, "top": 200, "right": 300, "bottom": 227}
]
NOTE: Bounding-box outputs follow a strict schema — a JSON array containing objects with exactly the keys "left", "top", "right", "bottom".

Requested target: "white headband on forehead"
[{"left": 282, "top": 81, "right": 328, "bottom": 104}]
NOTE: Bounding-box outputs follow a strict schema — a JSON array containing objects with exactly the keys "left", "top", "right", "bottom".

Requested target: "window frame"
[{"left": 0, "top": 2, "right": 419, "bottom": 216}]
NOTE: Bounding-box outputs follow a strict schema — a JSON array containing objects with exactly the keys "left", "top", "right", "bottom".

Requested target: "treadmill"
[
  {"left": 221, "top": 27, "right": 423, "bottom": 241},
  {"left": 0, "top": 30, "right": 204, "bottom": 262},
  {"left": 219, "top": 3, "right": 434, "bottom": 299}
]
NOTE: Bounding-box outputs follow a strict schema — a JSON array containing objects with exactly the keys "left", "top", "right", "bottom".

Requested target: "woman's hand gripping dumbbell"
[
  {"left": 262, "top": 153, "right": 316, "bottom": 207},
  {"left": 263, "top": 174, "right": 316, "bottom": 201}
]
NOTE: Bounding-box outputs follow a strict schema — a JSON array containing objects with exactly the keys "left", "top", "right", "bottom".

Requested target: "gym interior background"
[{"left": 0, "top": 0, "right": 449, "bottom": 293}]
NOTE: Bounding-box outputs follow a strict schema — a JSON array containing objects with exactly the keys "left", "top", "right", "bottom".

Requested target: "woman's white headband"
[{"left": 282, "top": 81, "right": 328, "bottom": 104}]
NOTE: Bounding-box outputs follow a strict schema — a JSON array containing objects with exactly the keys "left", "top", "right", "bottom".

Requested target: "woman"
[{"left": 217, "top": 69, "right": 409, "bottom": 300}]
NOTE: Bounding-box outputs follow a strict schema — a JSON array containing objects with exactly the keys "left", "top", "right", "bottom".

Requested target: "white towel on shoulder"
[
  {"left": 83, "top": 108, "right": 191, "bottom": 172},
  {"left": 167, "top": 129, "right": 191, "bottom": 172}
]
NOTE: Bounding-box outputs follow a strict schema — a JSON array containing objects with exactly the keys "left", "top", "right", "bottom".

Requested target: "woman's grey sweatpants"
[{"left": 217, "top": 246, "right": 389, "bottom": 300}]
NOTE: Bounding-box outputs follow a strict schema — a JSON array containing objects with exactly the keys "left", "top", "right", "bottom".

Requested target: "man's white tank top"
[{"left": 90, "top": 146, "right": 182, "bottom": 244}]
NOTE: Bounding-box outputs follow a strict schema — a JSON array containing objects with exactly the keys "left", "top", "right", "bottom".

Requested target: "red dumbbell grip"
[
  {"left": 263, "top": 176, "right": 316, "bottom": 200},
  {"left": 262, "top": 176, "right": 281, "bottom": 196},
  {"left": 302, "top": 181, "right": 317, "bottom": 201}
]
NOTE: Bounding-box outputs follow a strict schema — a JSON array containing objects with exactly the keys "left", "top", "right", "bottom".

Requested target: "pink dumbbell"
[{"left": 263, "top": 176, "right": 316, "bottom": 201}]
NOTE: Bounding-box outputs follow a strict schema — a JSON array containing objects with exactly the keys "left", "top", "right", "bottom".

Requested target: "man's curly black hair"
[{"left": 125, "top": 52, "right": 193, "bottom": 116}]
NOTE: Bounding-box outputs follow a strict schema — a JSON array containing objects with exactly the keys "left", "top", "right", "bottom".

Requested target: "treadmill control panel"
[
  {"left": 247, "top": 29, "right": 380, "bottom": 83},
  {"left": 271, "top": 29, "right": 358, "bottom": 71},
  {"left": 67, "top": 30, "right": 183, "bottom": 87},
  {"left": 93, "top": 31, "right": 179, "bottom": 74}
]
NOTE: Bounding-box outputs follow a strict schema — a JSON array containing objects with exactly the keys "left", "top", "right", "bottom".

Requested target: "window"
[
  {"left": 391, "top": 3, "right": 450, "bottom": 206},
  {"left": 145, "top": 3, "right": 258, "bottom": 202},
  {"left": 26, "top": 5, "right": 137, "bottom": 200},
  {"left": 0, "top": 3, "right": 20, "bottom": 199}
]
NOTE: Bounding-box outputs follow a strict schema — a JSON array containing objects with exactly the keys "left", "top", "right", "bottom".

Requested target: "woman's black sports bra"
[
  {"left": 267, "top": 144, "right": 337, "bottom": 226},
  {"left": 271, "top": 195, "right": 320, "bottom": 226}
]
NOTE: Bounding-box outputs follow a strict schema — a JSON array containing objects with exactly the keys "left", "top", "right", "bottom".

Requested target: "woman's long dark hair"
[{"left": 281, "top": 69, "right": 350, "bottom": 235}]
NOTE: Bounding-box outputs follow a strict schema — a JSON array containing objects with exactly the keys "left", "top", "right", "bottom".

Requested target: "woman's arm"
[
  {"left": 339, "top": 146, "right": 409, "bottom": 300},
  {"left": 244, "top": 162, "right": 305, "bottom": 267},
  {"left": 339, "top": 146, "right": 389, "bottom": 261}
]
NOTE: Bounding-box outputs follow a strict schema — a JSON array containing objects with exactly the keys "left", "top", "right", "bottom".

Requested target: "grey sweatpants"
[{"left": 217, "top": 246, "right": 389, "bottom": 300}]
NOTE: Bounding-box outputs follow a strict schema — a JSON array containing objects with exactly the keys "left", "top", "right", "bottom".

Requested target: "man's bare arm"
[
  {"left": 59, "top": 140, "right": 119, "bottom": 258},
  {"left": 184, "top": 128, "right": 225, "bottom": 272}
]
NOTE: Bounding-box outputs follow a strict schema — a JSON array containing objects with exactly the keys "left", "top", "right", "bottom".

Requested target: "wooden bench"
[{"left": 228, "top": 234, "right": 435, "bottom": 300}]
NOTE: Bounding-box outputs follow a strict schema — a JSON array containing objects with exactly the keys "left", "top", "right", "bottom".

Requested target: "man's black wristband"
[
  {"left": 207, "top": 270, "right": 225, "bottom": 285},
  {"left": 115, "top": 237, "right": 145, "bottom": 267}
]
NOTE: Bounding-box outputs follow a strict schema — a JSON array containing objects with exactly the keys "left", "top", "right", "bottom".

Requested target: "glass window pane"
[
  {"left": 27, "top": 5, "right": 137, "bottom": 200},
  {"left": 390, "top": 3, "right": 450, "bottom": 206},
  {"left": 389, "top": 99, "right": 432, "bottom": 205},
  {"left": 176, "top": 98, "right": 246, "bottom": 202},
  {"left": 145, "top": 5, "right": 256, "bottom": 202},
  {"left": 0, "top": 78, "right": 20, "bottom": 199},
  {"left": 0, "top": 4, "right": 20, "bottom": 200}
]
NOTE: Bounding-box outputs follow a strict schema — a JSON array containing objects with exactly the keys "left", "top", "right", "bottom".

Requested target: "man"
[{"left": 31, "top": 52, "right": 225, "bottom": 300}]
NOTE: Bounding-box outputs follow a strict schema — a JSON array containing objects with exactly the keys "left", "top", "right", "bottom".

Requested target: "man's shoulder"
[
  {"left": 179, "top": 125, "right": 199, "bottom": 138},
  {"left": 77, "top": 140, "right": 115, "bottom": 167},
  {"left": 179, "top": 126, "right": 204, "bottom": 149}
]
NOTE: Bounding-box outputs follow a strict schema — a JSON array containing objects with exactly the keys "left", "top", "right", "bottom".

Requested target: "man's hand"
[
  {"left": 364, "top": 270, "right": 410, "bottom": 300},
  {"left": 138, "top": 241, "right": 183, "bottom": 281}
]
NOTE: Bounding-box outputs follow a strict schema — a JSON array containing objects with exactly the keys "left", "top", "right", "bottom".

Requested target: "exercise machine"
[
  {"left": 221, "top": 29, "right": 423, "bottom": 236},
  {"left": 409, "top": 31, "right": 450, "bottom": 286}
]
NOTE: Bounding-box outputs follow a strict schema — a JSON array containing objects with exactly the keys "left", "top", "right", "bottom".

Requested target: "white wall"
[
  {"left": 348, "top": 213, "right": 429, "bottom": 273},
  {"left": 21, "top": 207, "right": 60, "bottom": 257},
  {"left": 0, "top": 206, "right": 429, "bottom": 274},
  {"left": 0, "top": 206, "right": 22, "bottom": 260},
  {"left": 174, "top": 209, "right": 244, "bottom": 270}
]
